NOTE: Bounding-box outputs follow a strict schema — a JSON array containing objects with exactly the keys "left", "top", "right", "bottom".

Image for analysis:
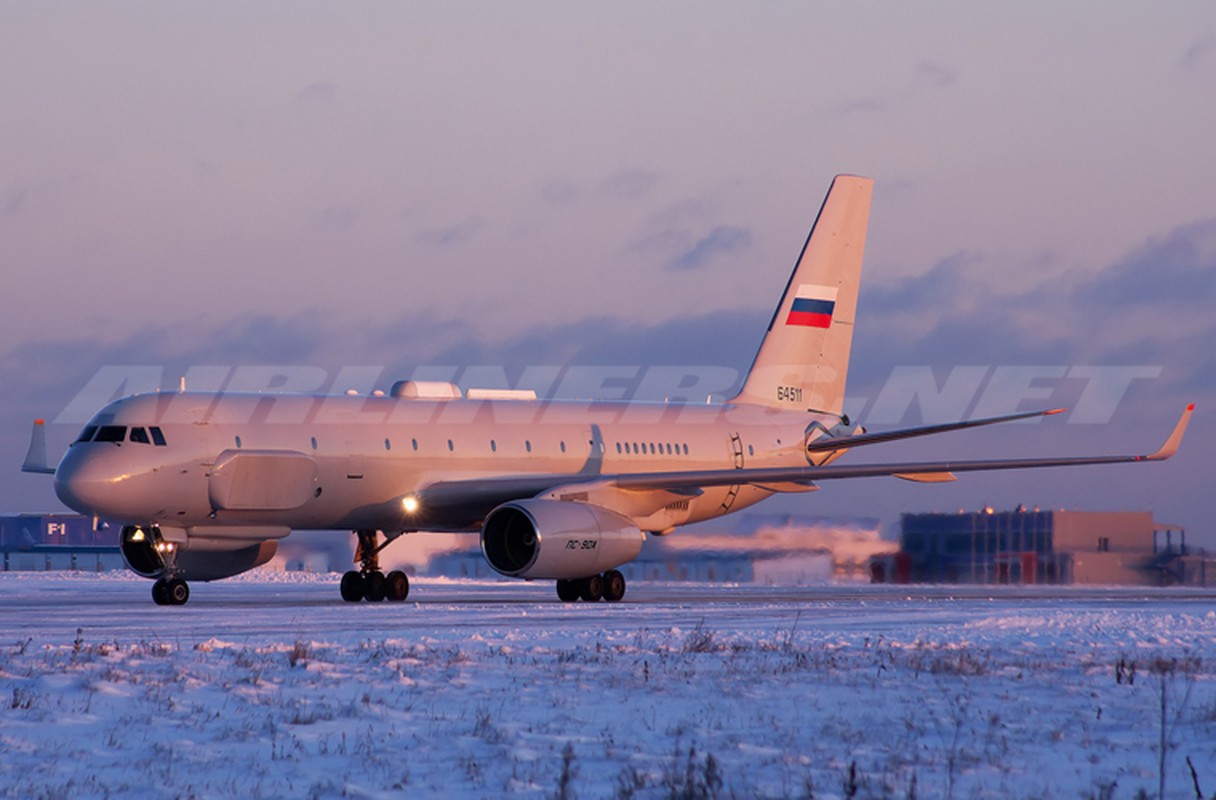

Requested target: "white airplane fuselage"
[{"left": 55, "top": 390, "right": 828, "bottom": 534}]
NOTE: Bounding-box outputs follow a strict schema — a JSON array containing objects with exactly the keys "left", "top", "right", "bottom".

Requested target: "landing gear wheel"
[
  {"left": 385, "top": 570, "right": 410, "bottom": 602},
  {"left": 152, "top": 579, "right": 170, "bottom": 606},
  {"left": 165, "top": 578, "right": 190, "bottom": 605},
  {"left": 340, "top": 571, "right": 365, "bottom": 602},
  {"left": 364, "top": 570, "right": 387, "bottom": 602},
  {"left": 556, "top": 579, "right": 581, "bottom": 603},
  {"left": 602, "top": 570, "right": 626, "bottom": 602},
  {"left": 580, "top": 574, "right": 604, "bottom": 602}
]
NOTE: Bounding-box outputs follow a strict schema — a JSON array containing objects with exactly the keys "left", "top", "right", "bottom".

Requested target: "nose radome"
[{"left": 54, "top": 449, "right": 128, "bottom": 517}]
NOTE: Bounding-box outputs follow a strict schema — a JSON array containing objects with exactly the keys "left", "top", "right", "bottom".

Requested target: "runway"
[
  {"left": 2, "top": 572, "right": 1214, "bottom": 799},
  {"left": 5, "top": 571, "right": 1215, "bottom": 646}
]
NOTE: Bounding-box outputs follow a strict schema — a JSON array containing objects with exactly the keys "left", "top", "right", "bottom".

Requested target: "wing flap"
[{"left": 893, "top": 472, "right": 957, "bottom": 483}]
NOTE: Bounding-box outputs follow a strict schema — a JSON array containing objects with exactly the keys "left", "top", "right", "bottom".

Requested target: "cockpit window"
[
  {"left": 129, "top": 427, "right": 150, "bottom": 444},
  {"left": 149, "top": 427, "right": 167, "bottom": 446},
  {"left": 74, "top": 426, "right": 98, "bottom": 444},
  {"left": 94, "top": 426, "right": 127, "bottom": 443}
]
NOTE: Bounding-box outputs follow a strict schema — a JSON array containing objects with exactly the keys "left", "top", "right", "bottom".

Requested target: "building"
[
  {"left": 424, "top": 515, "right": 890, "bottom": 585},
  {"left": 873, "top": 508, "right": 1212, "bottom": 586},
  {"left": 0, "top": 513, "right": 124, "bottom": 572}
]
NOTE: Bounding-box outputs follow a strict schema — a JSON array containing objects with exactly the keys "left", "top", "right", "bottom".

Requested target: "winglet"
[
  {"left": 22, "top": 419, "right": 57, "bottom": 475},
  {"left": 1141, "top": 404, "right": 1194, "bottom": 461}
]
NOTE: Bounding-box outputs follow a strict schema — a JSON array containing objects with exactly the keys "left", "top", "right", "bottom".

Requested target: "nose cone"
[{"left": 55, "top": 447, "right": 133, "bottom": 518}]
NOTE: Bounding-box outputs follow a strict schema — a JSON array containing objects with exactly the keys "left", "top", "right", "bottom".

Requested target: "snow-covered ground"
[{"left": 1, "top": 572, "right": 1214, "bottom": 799}]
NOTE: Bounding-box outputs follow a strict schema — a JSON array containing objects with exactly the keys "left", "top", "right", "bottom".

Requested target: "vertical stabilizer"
[{"left": 730, "top": 175, "right": 872, "bottom": 416}]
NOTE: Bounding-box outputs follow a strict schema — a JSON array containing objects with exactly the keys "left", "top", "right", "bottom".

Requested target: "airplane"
[{"left": 23, "top": 175, "right": 1193, "bottom": 606}]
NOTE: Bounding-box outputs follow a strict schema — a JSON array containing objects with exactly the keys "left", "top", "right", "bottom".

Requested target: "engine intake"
[
  {"left": 481, "top": 499, "right": 645, "bottom": 579},
  {"left": 120, "top": 524, "right": 278, "bottom": 581}
]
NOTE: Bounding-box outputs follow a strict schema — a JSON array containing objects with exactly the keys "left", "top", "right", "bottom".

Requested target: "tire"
[
  {"left": 602, "top": 570, "right": 626, "bottom": 603},
  {"left": 364, "top": 570, "right": 387, "bottom": 602},
  {"left": 556, "top": 579, "right": 581, "bottom": 602},
  {"left": 151, "top": 579, "right": 170, "bottom": 606},
  {"left": 579, "top": 574, "right": 604, "bottom": 603},
  {"left": 340, "top": 571, "right": 365, "bottom": 602},
  {"left": 166, "top": 578, "right": 190, "bottom": 605},
  {"left": 385, "top": 570, "right": 410, "bottom": 602}
]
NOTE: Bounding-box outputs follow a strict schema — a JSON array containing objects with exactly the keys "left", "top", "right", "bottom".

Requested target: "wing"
[
  {"left": 611, "top": 403, "right": 1193, "bottom": 492},
  {"left": 418, "top": 405, "right": 1193, "bottom": 523}
]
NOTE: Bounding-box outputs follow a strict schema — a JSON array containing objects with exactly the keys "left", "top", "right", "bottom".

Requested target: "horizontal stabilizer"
[{"left": 807, "top": 408, "right": 1065, "bottom": 454}]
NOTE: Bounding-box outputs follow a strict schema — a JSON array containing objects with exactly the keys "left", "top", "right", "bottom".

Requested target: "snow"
[{"left": 1, "top": 572, "right": 1214, "bottom": 799}]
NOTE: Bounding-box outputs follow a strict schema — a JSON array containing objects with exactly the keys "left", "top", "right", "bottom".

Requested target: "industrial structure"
[
  {"left": 0, "top": 513, "right": 123, "bottom": 571},
  {"left": 871, "top": 508, "right": 1213, "bottom": 586}
]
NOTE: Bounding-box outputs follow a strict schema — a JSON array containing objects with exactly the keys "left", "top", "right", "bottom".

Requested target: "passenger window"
[
  {"left": 525, "top": 440, "right": 532, "bottom": 453},
  {"left": 75, "top": 426, "right": 98, "bottom": 444},
  {"left": 447, "top": 439, "right": 454, "bottom": 451},
  {"left": 310, "top": 436, "right": 318, "bottom": 450},
  {"left": 149, "top": 427, "right": 167, "bottom": 446},
  {"left": 682, "top": 443, "right": 688, "bottom": 455},
  {"left": 385, "top": 438, "right": 392, "bottom": 451},
  {"left": 95, "top": 426, "right": 127, "bottom": 443},
  {"left": 748, "top": 445, "right": 754, "bottom": 456},
  {"left": 666, "top": 443, "right": 673, "bottom": 455},
  {"left": 411, "top": 438, "right": 419, "bottom": 451},
  {"left": 129, "top": 428, "right": 150, "bottom": 445},
  {"left": 649, "top": 443, "right": 656, "bottom": 454},
  {"left": 615, "top": 442, "right": 622, "bottom": 454},
  {"left": 560, "top": 441, "right": 566, "bottom": 453},
  {"left": 490, "top": 439, "right": 497, "bottom": 452}
]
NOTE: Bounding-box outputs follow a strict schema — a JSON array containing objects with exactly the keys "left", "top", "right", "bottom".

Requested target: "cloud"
[
  {"left": 295, "top": 81, "right": 340, "bottom": 104},
  {"left": 860, "top": 252, "right": 983, "bottom": 316},
  {"left": 915, "top": 61, "right": 958, "bottom": 88},
  {"left": 316, "top": 205, "right": 357, "bottom": 230},
  {"left": 597, "top": 168, "right": 659, "bottom": 200},
  {"left": 1, "top": 185, "right": 28, "bottom": 217},
  {"left": 1071, "top": 218, "right": 1216, "bottom": 308},
  {"left": 2, "top": 268, "right": 1212, "bottom": 537},
  {"left": 537, "top": 168, "right": 660, "bottom": 207},
  {"left": 538, "top": 180, "right": 580, "bottom": 205},
  {"left": 1181, "top": 34, "right": 1216, "bottom": 69},
  {"left": 836, "top": 97, "right": 887, "bottom": 116},
  {"left": 415, "top": 217, "right": 485, "bottom": 247},
  {"left": 667, "top": 225, "right": 752, "bottom": 271}
]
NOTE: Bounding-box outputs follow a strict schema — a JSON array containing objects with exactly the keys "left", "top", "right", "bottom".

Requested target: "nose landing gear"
[
  {"left": 152, "top": 577, "right": 190, "bottom": 606},
  {"left": 340, "top": 529, "right": 410, "bottom": 603}
]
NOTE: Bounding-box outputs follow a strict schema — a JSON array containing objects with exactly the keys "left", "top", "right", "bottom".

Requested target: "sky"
[{"left": 3, "top": 3, "right": 1215, "bottom": 545}]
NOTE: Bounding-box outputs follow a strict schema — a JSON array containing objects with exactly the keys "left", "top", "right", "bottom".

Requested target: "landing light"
[{"left": 401, "top": 495, "right": 420, "bottom": 514}]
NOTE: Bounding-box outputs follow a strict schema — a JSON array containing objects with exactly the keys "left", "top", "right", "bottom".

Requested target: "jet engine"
[
  {"left": 120, "top": 524, "right": 279, "bottom": 581},
  {"left": 480, "top": 499, "right": 645, "bottom": 579}
]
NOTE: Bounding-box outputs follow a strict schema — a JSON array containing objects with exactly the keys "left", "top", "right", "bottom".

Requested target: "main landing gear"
[
  {"left": 556, "top": 569, "right": 626, "bottom": 603},
  {"left": 340, "top": 529, "right": 410, "bottom": 603},
  {"left": 151, "top": 577, "right": 189, "bottom": 606}
]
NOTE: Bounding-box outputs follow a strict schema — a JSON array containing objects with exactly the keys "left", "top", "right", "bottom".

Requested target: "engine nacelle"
[
  {"left": 480, "top": 499, "right": 645, "bottom": 579},
  {"left": 120, "top": 525, "right": 278, "bottom": 581}
]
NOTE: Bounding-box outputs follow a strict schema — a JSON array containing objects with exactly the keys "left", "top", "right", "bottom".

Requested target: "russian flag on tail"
[{"left": 785, "top": 284, "right": 838, "bottom": 328}]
